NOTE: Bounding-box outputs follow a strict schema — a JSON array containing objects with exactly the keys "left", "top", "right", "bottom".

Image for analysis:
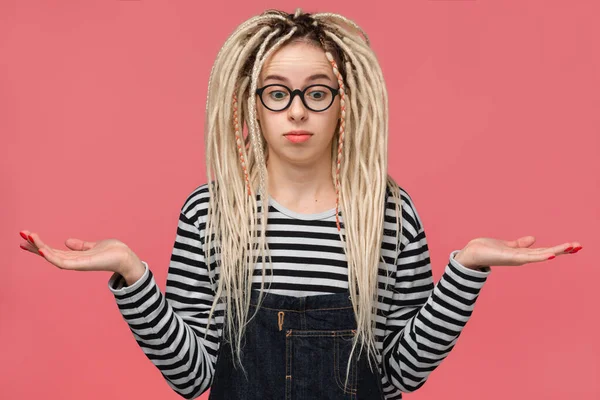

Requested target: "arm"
[
  {"left": 108, "top": 193, "right": 222, "bottom": 399},
  {"left": 381, "top": 194, "right": 491, "bottom": 393}
]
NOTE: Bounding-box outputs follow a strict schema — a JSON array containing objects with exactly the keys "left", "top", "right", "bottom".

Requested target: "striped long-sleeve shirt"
[{"left": 108, "top": 182, "right": 491, "bottom": 399}]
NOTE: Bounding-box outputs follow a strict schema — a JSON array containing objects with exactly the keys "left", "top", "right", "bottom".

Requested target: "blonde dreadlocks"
[{"left": 202, "top": 8, "right": 404, "bottom": 388}]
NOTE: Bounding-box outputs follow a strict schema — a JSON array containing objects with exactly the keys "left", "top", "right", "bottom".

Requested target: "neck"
[{"left": 266, "top": 150, "right": 336, "bottom": 212}]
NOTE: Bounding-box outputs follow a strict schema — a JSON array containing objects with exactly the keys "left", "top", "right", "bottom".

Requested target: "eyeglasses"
[{"left": 255, "top": 84, "right": 340, "bottom": 112}]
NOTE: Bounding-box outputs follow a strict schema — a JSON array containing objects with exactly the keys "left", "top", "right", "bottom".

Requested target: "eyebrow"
[{"left": 263, "top": 73, "right": 333, "bottom": 83}]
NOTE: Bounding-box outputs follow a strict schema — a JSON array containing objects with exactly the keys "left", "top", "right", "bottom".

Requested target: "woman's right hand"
[{"left": 19, "top": 230, "right": 142, "bottom": 279}]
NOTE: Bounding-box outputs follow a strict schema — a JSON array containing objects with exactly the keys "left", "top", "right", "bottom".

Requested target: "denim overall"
[{"left": 208, "top": 289, "right": 385, "bottom": 399}]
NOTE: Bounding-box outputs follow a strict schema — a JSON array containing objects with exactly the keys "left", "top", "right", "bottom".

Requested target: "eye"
[
  {"left": 268, "top": 90, "right": 288, "bottom": 101},
  {"left": 307, "top": 90, "right": 327, "bottom": 100}
]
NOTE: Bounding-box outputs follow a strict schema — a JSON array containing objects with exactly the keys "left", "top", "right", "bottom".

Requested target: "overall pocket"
[{"left": 285, "top": 329, "right": 358, "bottom": 400}]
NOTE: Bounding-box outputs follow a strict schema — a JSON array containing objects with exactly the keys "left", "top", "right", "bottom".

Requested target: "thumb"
[
  {"left": 65, "top": 238, "right": 96, "bottom": 251},
  {"left": 515, "top": 235, "right": 536, "bottom": 248}
]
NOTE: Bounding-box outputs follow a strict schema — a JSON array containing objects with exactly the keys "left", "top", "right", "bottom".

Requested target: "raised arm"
[
  {"left": 381, "top": 193, "right": 491, "bottom": 393},
  {"left": 108, "top": 187, "right": 222, "bottom": 399}
]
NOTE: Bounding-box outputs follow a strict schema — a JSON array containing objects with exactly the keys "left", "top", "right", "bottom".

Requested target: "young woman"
[{"left": 19, "top": 8, "right": 581, "bottom": 400}]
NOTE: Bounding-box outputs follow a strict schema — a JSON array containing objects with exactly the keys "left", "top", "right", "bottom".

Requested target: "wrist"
[
  {"left": 118, "top": 250, "right": 146, "bottom": 286},
  {"left": 454, "top": 250, "right": 488, "bottom": 271}
]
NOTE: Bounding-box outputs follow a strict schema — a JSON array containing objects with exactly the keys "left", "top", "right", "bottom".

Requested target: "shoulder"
[
  {"left": 384, "top": 183, "right": 424, "bottom": 240},
  {"left": 179, "top": 182, "right": 213, "bottom": 227}
]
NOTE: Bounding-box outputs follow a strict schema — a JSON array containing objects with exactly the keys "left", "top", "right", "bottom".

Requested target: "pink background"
[{"left": 2, "top": 0, "right": 598, "bottom": 399}]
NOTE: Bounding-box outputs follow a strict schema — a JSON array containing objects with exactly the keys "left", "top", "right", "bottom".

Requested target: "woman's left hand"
[{"left": 454, "top": 236, "right": 582, "bottom": 270}]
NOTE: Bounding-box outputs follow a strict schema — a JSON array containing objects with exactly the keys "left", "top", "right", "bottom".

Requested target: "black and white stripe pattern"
[{"left": 108, "top": 183, "right": 491, "bottom": 399}]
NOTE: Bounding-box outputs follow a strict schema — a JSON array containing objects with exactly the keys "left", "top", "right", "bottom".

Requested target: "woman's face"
[{"left": 256, "top": 41, "right": 341, "bottom": 167}]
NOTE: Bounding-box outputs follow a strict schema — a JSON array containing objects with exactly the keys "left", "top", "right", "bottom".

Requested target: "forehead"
[{"left": 260, "top": 41, "right": 334, "bottom": 82}]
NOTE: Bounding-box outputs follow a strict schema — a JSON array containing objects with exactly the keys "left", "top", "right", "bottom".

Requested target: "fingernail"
[
  {"left": 39, "top": 249, "right": 45, "bottom": 257},
  {"left": 564, "top": 247, "right": 573, "bottom": 252},
  {"left": 571, "top": 246, "right": 582, "bottom": 253},
  {"left": 547, "top": 255, "right": 556, "bottom": 260},
  {"left": 28, "top": 234, "right": 34, "bottom": 242},
  {"left": 19, "top": 244, "right": 27, "bottom": 250},
  {"left": 20, "top": 232, "right": 28, "bottom": 240}
]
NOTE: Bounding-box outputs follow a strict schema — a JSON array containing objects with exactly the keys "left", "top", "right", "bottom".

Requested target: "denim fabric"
[{"left": 208, "top": 289, "right": 384, "bottom": 399}]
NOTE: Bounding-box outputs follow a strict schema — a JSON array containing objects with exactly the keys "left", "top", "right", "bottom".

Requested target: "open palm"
[
  {"left": 455, "top": 235, "right": 582, "bottom": 269},
  {"left": 19, "top": 230, "right": 133, "bottom": 274}
]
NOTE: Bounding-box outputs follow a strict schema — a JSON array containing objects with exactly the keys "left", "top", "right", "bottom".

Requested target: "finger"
[
  {"left": 19, "top": 232, "right": 44, "bottom": 254},
  {"left": 516, "top": 236, "right": 536, "bottom": 248},
  {"left": 521, "top": 243, "right": 575, "bottom": 255},
  {"left": 519, "top": 245, "right": 581, "bottom": 263},
  {"left": 535, "top": 242, "right": 582, "bottom": 254},
  {"left": 33, "top": 233, "right": 60, "bottom": 257},
  {"left": 19, "top": 242, "right": 39, "bottom": 255},
  {"left": 28, "top": 232, "right": 48, "bottom": 250},
  {"left": 520, "top": 251, "right": 557, "bottom": 264},
  {"left": 506, "top": 236, "right": 536, "bottom": 249},
  {"left": 20, "top": 239, "right": 64, "bottom": 259},
  {"left": 65, "top": 238, "right": 96, "bottom": 251},
  {"left": 37, "top": 247, "right": 81, "bottom": 270},
  {"left": 552, "top": 243, "right": 580, "bottom": 254},
  {"left": 565, "top": 242, "right": 583, "bottom": 254},
  {"left": 21, "top": 230, "right": 37, "bottom": 247}
]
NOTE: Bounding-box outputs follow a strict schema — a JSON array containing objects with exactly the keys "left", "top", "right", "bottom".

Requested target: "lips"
[
  {"left": 284, "top": 130, "right": 313, "bottom": 136},
  {"left": 285, "top": 134, "right": 311, "bottom": 143},
  {"left": 284, "top": 131, "right": 313, "bottom": 143}
]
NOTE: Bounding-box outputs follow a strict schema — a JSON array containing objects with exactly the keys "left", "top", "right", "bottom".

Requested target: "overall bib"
[{"left": 208, "top": 289, "right": 385, "bottom": 399}]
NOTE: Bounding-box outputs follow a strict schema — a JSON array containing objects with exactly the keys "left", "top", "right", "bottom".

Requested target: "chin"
[{"left": 280, "top": 152, "right": 318, "bottom": 166}]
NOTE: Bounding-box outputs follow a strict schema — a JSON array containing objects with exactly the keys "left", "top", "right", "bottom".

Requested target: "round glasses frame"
[{"left": 255, "top": 84, "right": 340, "bottom": 112}]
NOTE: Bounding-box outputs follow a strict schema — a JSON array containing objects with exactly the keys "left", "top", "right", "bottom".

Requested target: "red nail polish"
[
  {"left": 39, "top": 249, "right": 45, "bottom": 256},
  {"left": 28, "top": 235, "right": 34, "bottom": 242},
  {"left": 20, "top": 232, "right": 28, "bottom": 240},
  {"left": 564, "top": 247, "right": 573, "bottom": 252},
  {"left": 547, "top": 255, "right": 556, "bottom": 260}
]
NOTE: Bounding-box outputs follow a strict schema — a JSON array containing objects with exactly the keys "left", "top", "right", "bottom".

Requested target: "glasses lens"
[
  {"left": 304, "top": 85, "right": 333, "bottom": 111},
  {"left": 261, "top": 85, "right": 291, "bottom": 111}
]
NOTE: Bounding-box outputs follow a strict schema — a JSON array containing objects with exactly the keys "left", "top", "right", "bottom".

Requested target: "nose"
[{"left": 287, "top": 93, "right": 307, "bottom": 121}]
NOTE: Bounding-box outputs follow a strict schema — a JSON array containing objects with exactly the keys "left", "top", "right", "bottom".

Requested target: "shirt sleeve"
[
  {"left": 381, "top": 193, "right": 491, "bottom": 393},
  {"left": 107, "top": 188, "right": 222, "bottom": 399}
]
